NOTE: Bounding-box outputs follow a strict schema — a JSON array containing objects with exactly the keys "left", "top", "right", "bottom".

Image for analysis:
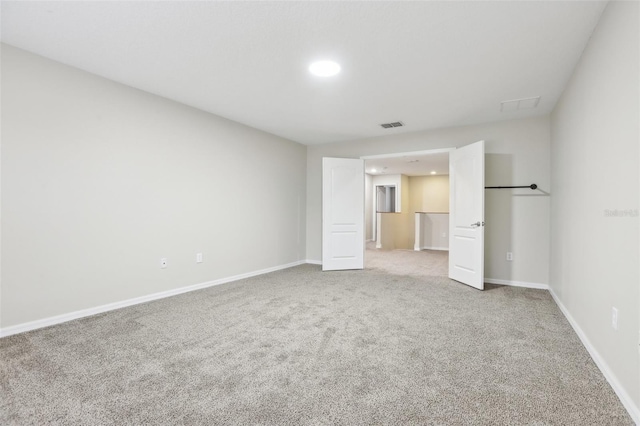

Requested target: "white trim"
[
  {"left": 305, "top": 259, "right": 322, "bottom": 265},
  {"left": 360, "top": 147, "right": 454, "bottom": 160},
  {"left": 484, "top": 277, "right": 549, "bottom": 290},
  {"left": 420, "top": 246, "right": 449, "bottom": 251},
  {"left": 0, "top": 260, "right": 306, "bottom": 338},
  {"left": 549, "top": 288, "right": 640, "bottom": 424}
]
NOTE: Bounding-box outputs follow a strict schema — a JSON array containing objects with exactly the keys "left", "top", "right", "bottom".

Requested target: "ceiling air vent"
[
  {"left": 380, "top": 121, "right": 404, "bottom": 129},
  {"left": 500, "top": 96, "right": 540, "bottom": 112}
]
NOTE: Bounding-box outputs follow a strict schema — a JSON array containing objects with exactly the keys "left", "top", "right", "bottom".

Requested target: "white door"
[
  {"left": 449, "top": 141, "right": 485, "bottom": 289},
  {"left": 322, "top": 157, "right": 365, "bottom": 271}
]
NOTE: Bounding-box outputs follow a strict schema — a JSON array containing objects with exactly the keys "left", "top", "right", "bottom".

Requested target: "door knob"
[{"left": 470, "top": 221, "right": 485, "bottom": 227}]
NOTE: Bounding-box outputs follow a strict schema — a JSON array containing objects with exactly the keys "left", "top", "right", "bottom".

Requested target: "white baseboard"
[
  {"left": 0, "top": 260, "right": 306, "bottom": 338},
  {"left": 420, "top": 246, "right": 449, "bottom": 251},
  {"left": 549, "top": 288, "right": 640, "bottom": 424},
  {"left": 305, "top": 259, "right": 322, "bottom": 265},
  {"left": 484, "top": 277, "right": 549, "bottom": 290}
]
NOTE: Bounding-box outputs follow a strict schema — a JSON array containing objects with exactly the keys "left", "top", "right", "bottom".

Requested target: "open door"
[
  {"left": 322, "top": 157, "right": 364, "bottom": 271},
  {"left": 449, "top": 141, "right": 485, "bottom": 289}
]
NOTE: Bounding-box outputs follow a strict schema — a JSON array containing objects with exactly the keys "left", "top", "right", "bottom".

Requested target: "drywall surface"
[
  {"left": 550, "top": 0, "right": 639, "bottom": 413},
  {"left": 364, "top": 173, "right": 373, "bottom": 240},
  {"left": 373, "top": 174, "right": 411, "bottom": 250},
  {"left": 1, "top": 45, "right": 307, "bottom": 328},
  {"left": 416, "top": 213, "right": 449, "bottom": 251},
  {"left": 378, "top": 214, "right": 404, "bottom": 250},
  {"left": 376, "top": 175, "right": 449, "bottom": 251},
  {"left": 307, "top": 116, "right": 550, "bottom": 286},
  {"left": 399, "top": 174, "right": 410, "bottom": 248},
  {"left": 408, "top": 175, "right": 449, "bottom": 214}
]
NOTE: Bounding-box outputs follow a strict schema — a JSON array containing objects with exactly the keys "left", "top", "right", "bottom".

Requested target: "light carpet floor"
[
  {"left": 365, "top": 242, "right": 448, "bottom": 278},
  {"left": 0, "top": 265, "right": 632, "bottom": 425}
]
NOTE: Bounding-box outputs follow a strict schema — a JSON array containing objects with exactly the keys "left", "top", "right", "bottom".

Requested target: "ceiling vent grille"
[
  {"left": 380, "top": 121, "right": 404, "bottom": 129},
  {"left": 500, "top": 96, "right": 540, "bottom": 112}
]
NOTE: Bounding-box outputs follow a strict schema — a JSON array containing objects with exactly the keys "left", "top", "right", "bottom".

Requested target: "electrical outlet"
[
  {"left": 611, "top": 307, "right": 618, "bottom": 330},
  {"left": 160, "top": 258, "right": 167, "bottom": 269},
  {"left": 506, "top": 252, "right": 513, "bottom": 261},
  {"left": 196, "top": 253, "right": 203, "bottom": 263}
]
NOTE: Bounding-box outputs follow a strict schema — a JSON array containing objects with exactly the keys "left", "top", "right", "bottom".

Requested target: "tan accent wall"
[
  {"left": 378, "top": 174, "right": 412, "bottom": 250},
  {"left": 408, "top": 175, "right": 449, "bottom": 213}
]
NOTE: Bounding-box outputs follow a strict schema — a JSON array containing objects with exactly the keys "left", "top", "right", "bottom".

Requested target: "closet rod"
[{"left": 485, "top": 184, "right": 537, "bottom": 190}]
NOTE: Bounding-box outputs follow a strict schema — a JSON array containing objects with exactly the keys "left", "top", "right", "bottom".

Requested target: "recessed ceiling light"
[
  {"left": 431, "top": 171, "right": 437, "bottom": 175},
  {"left": 309, "top": 60, "right": 341, "bottom": 77},
  {"left": 371, "top": 168, "right": 377, "bottom": 173}
]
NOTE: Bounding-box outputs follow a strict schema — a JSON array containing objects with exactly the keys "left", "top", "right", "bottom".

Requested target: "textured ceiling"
[{"left": 1, "top": 1, "right": 607, "bottom": 145}]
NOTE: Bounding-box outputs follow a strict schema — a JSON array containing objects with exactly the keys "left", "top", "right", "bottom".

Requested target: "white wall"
[
  {"left": 417, "top": 214, "right": 449, "bottom": 251},
  {"left": 550, "top": 0, "right": 639, "bottom": 418},
  {"left": 1, "top": 45, "right": 307, "bottom": 329},
  {"left": 307, "top": 116, "right": 551, "bottom": 286},
  {"left": 364, "top": 173, "right": 373, "bottom": 240}
]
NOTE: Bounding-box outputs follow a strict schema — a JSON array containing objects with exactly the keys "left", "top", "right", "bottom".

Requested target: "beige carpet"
[
  {"left": 365, "top": 241, "right": 448, "bottom": 278},
  {"left": 0, "top": 264, "right": 632, "bottom": 425}
]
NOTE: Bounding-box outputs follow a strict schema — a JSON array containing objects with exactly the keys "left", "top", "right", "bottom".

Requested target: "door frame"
[{"left": 322, "top": 146, "right": 483, "bottom": 283}]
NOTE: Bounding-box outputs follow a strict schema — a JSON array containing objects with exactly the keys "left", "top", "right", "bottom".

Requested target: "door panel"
[
  {"left": 449, "top": 141, "right": 485, "bottom": 289},
  {"left": 322, "top": 158, "right": 364, "bottom": 271}
]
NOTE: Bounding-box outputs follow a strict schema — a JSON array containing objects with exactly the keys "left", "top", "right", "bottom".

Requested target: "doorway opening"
[
  {"left": 322, "top": 141, "right": 485, "bottom": 289},
  {"left": 376, "top": 185, "right": 397, "bottom": 213},
  {"left": 363, "top": 149, "right": 451, "bottom": 278}
]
